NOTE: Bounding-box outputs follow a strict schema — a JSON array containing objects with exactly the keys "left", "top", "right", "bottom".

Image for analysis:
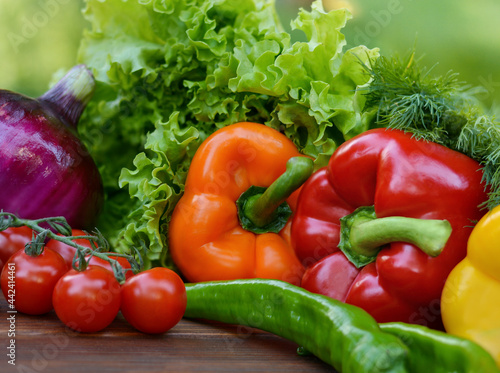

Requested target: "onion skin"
[{"left": 0, "top": 65, "right": 103, "bottom": 229}]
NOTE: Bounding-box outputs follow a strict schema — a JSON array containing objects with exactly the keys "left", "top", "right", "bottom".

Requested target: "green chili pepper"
[
  {"left": 184, "top": 279, "right": 500, "bottom": 373},
  {"left": 379, "top": 323, "right": 499, "bottom": 373},
  {"left": 185, "top": 279, "right": 410, "bottom": 373}
]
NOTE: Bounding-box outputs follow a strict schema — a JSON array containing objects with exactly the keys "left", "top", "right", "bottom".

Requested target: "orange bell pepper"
[{"left": 169, "top": 122, "right": 312, "bottom": 285}]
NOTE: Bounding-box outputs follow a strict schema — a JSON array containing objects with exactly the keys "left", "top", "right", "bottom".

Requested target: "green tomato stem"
[{"left": 0, "top": 212, "right": 136, "bottom": 282}]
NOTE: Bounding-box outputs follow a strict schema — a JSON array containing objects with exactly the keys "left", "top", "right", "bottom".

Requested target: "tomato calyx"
[{"left": 23, "top": 229, "right": 48, "bottom": 257}]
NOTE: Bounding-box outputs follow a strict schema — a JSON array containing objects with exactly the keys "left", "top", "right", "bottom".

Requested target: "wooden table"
[{"left": 0, "top": 297, "right": 334, "bottom": 372}]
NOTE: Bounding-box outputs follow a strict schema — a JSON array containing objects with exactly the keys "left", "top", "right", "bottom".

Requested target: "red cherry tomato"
[
  {"left": 87, "top": 254, "right": 134, "bottom": 280},
  {"left": 0, "top": 226, "right": 33, "bottom": 270},
  {"left": 0, "top": 248, "right": 68, "bottom": 315},
  {"left": 45, "top": 229, "right": 96, "bottom": 269},
  {"left": 53, "top": 265, "right": 121, "bottom": 333},
  {"left": 120, "top": 267, "right": 186, "bottom": 334}
]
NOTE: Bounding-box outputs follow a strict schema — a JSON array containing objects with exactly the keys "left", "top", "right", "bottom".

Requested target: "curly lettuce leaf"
[{"left": 77, "top": 0, "right": 379, "bottom": 265}]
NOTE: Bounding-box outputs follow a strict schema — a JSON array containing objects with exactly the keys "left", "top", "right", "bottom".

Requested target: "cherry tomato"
[
  {"left": 87, "top": 254, "right": 134, "bottom": 280},
  {"left": 52, "top": 265, "right": 121, "bottom": 333},
  {"left": 0, "top": 226, "right": 33, "bottom": 270},
  {"left": 0, "top": 248, "right": 68, "bottom": 315},
  {"left": 45, "top": 229, "right": 96, "bottom": 269},
  {"left": 120, "top": 267, "right": 186, "bottom": 334}
]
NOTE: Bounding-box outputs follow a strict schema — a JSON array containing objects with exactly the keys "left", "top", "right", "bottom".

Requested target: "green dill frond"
[
  {"left": 455, "top": 114, "right": 498, "bottom": 159},
  {"left": 360, "top": 51, "right": 470, "bottom": 145},
  {"left": 359, "top": 50, "right": 500, "bottom": 210},
  {"left": 456, "top": 113, "right": 500, "bottom": 209}
]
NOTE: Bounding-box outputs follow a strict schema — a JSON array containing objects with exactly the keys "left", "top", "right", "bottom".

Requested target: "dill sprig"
[
  {"left": 456, "top": 114, "right": 500, "bottom": 209},
  {"left": 360, "top": 51, "right": 500, "bottom": 210}
]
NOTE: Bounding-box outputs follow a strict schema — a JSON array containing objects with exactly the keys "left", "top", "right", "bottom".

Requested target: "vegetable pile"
[
  {"left": 1, "top": 0, "right": 500, "bottom": 372},
  {"left": 76, "top": 0, "right": 378, "bottom": 265}
]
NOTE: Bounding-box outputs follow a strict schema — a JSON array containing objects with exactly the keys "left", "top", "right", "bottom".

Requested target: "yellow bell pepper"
[{"left": 441, "top": 205, "right": 500, "bottom": 368}]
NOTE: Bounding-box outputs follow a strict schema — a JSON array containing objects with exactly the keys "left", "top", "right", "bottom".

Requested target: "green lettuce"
[{"left": 76, "top": 0, "right": 379, "bottom": 266}]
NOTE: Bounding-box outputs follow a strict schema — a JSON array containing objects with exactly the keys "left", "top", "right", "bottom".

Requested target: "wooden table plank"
[{"left": 0, "top": 297, "right": 334, "bottom": 372}]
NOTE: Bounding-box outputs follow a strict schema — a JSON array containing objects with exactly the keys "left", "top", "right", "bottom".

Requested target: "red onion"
[{"left": 0, "top": 65, "right": 103, "bottom": 229}]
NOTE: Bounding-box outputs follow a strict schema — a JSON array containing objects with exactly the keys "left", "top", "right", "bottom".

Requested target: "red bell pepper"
[{"left": 291, "top": 128, "right": 488, "bottom": 329}]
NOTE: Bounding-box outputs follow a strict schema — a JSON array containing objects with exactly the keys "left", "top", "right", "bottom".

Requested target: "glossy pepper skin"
[
  {"left": 169, "top": 122, "right": 306, "bottom": 285},
  {"left": 442, "top": 205, "right": 500, "bottom": 368},
  {"left": 185, "top": 279, "right": 410, "bottom": 373},
  {"left": 185, "top": 279, "right": 499, "bottom": 373},
  {"left": 291, "top": 128, "right": 488, "bottom": 329}
]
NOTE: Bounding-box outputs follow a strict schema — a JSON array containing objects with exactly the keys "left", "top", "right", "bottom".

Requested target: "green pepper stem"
[
  {"left": 351, "top": 216, "right": 452, "bottom": 256},
  {"left": 242, "top": 157, "right": 314, "bottom": 229},
  {"left": 339, "top": 207, "right": 452, "bottom": 268}
]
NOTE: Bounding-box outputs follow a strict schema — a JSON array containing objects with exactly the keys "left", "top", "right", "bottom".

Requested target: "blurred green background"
[
  {"left": 0, "top": 0, "right": 86, "bottom": 97},
  {"left": 1, "top": 0, "right": 499, "bottom": 108}
]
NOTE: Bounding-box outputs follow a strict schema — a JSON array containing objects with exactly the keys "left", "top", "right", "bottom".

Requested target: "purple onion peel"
[{"left": 0, "top": 65, "right": 103, "bottom": 229}]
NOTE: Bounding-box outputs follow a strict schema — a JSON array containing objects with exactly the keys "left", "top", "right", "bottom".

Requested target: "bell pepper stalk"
[
  {"left": 339, "top": 206, "right": 452, "bottom": 268},
  {"left": 441, "top": 205, "right": 500, "bottom": 368},
  {"left": 169, "top": 122, "right": 311, "bottom": 285},
  {"left": 291, "top": 128, "right": 489, "bottom": 330},
  {"left": 237, "top": 156, "right": 314, "bottom": 234}
]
